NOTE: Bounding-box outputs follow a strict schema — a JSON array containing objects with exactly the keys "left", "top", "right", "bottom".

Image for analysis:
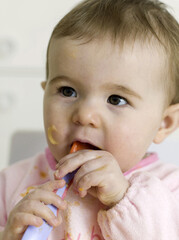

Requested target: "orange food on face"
[{"left": 47, "top": 125, "right": 59, "bottom": 145}]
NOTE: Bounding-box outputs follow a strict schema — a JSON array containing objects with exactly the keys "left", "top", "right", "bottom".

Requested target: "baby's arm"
[
  {"left": 98, "top": 172, "right": 179, "bottom": 240},
  {"left": 0, "top": 180, "right": 67, "bottom": 240}
]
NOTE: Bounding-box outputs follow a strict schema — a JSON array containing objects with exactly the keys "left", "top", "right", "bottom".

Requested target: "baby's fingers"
[
  {"left": 25, "top": 188, "right": 67, "bottom": 210},
  {"left": 75, "top": 171, "right": 104, "bottom": 198},
  {"left": 73, "top": 158, "right": 107, "bottom": 194},
  {"left": 18, "top": 199, "right": 62, "bottom": 227},
  {"left": 8, "top": 212, "right": 43, "bottom": 234}
]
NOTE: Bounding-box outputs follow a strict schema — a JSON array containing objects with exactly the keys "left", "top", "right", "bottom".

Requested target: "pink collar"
[
  {"left": 124, "top": 153, "right": 158, "bottom": 176},
  {"left": 45, "top": 148, "right": 159, "bottom": 175}
]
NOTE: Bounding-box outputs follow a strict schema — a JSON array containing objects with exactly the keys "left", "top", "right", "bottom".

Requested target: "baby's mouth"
[{"left": 70, "top": 141, "right": 101, "bottom": 151}]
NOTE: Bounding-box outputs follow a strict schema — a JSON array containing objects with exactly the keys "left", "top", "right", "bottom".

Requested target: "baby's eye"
[
  {"left": 58, "top": 86, "right": 77, "bottom": 97},
  {"left": 107, "top": 95, "right": 128, "bottom": 106}
]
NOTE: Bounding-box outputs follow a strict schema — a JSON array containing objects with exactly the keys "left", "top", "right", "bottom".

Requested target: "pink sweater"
[{"left": 0, "top": 150, "right": 179, "bottom": 240}]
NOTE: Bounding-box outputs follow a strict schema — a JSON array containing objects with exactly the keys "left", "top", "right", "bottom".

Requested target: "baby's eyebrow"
[
  {"left": 49, "top": 75, "right": 75, "bottom": 85},
  {"left": 103, "top": 83, "right": 142, "bottom": 100}
]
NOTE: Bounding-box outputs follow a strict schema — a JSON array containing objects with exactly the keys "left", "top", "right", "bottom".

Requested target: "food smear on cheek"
[{"left": 47, "top": 125, "right": 59, "bottom": 145}]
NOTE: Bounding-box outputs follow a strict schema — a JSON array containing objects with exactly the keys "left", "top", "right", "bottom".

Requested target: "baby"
[{"left": 0, "top": 0, "right": 179, "bottom": 239}]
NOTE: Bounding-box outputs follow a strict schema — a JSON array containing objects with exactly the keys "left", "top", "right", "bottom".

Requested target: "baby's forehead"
[
  {"left": 49, "top": 36, "right": 168, "bottom": 73},
  {"left": 49, "top": 36, "right": 167, "bottom": 57},
  {"left": 49, "top": 37, "right": 168, "bottom": 87}
]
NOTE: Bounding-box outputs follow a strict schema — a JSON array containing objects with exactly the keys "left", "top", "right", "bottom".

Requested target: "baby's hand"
[
  {"left": 55, "top": 150, "right": 129, "bottom": 207},
  {"left": 2, "top": 180, "right": 67, "bottom": 240}
]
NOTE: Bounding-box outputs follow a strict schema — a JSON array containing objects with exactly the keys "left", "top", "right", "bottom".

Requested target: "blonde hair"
[{"left": 46, "top": 0, "right": 179, "bottom": 104}]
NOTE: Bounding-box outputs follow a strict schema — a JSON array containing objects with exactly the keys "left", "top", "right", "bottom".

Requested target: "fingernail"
[
  {"left": 51, "top": 218, "right": 59, "bottom": 226},
  {"left": 79, "top": 189, "right": 87, "bottom": 198},
  {"left": 62, "top": 201, "right": 67, "bottom": 209},
  {"left": 81, "top": 192, "right": 86, "bottom": 198},
  {"left": 36, "top": 218, "right": 43, "bottom": 226},
  {"left": 54, "top": 170, "right": 61, "bottom": 178}
]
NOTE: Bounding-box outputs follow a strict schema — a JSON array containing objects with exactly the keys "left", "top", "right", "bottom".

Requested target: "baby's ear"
[
  {"left": 41, "top": 81, "right": 47, "bottom": 90},
  {"left": 153, "top": 103, "right": 179, "bottom": 144}
]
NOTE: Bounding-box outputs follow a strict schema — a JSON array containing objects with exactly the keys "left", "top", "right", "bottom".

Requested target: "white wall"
[{"left": 0, "top": 0, "right": 179, "bottom": 170}]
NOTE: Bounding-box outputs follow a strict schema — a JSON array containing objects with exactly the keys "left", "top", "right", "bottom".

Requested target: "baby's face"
[{"left": 43, "top": 37, "right": 167, "bottom": 172}]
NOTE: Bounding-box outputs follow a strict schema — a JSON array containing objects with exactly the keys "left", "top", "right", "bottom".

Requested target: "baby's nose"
[{"left": 71, "top": 102, "right": 102, "bottom": 128}]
